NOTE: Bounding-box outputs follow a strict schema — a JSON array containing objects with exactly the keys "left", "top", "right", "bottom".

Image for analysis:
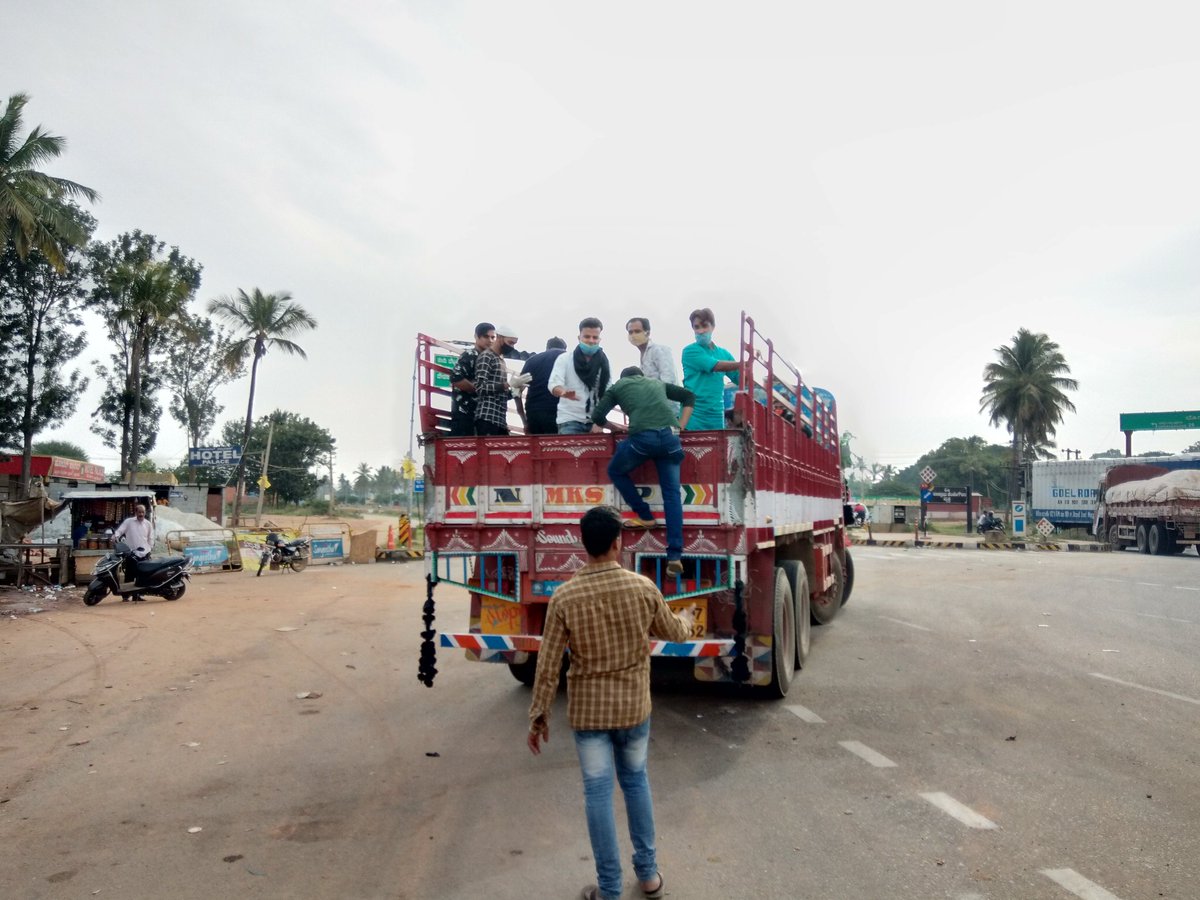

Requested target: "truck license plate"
[
  {"left": 479, "top": 596, "right": 521, "bottom": 634},
  {"left": 667, "top": 598, "right": 707, "bottom": 639}
]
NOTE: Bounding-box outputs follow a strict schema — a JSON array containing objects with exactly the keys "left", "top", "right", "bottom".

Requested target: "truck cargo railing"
[
  {"left": 634, "top": 552, "right": 736, "bottom": 601},
  {"left": 430, "top": 550, "right": 521, "bottom": 602}
]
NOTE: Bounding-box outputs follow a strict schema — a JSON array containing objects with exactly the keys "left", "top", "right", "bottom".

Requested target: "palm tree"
[
  {"left": 353, "top": 463, "right": 373, "bottom": 501},
  {"left": 208, "top": 288, "right": 317, "bottom": 524},
  {"left": 0, "top": 93, "right": 98, "bottom": 271},
  {"left": 980, "top": 329, "right": 1079, "bottom": 503},
  {"left": 111, "top": 260, "right": 193, "bottom": 484}
]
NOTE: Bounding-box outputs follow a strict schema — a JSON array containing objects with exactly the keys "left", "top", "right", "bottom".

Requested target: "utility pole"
[
  {"left": 327, "top": 453, "right": 336, "bottom": 514},
  {"left": 253, "top": 418, "right": 275, "bottom": 527}
]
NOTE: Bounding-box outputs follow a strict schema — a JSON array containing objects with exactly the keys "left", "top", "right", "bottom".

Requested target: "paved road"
[{"left": 2, "top": 550, "right": 1196, "bottom": 899}]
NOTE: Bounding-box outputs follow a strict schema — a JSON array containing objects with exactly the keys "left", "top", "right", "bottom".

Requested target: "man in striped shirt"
[{"left": 527, "top": 506, "right": 693, "bottom": 900}]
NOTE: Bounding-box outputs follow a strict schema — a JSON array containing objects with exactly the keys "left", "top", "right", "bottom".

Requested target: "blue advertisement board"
[
  {"left": 311, "top": 537, "right": 344, "bottom": 559},
  {"left": 182, "top": 544, "right": 229, "bottom": 566}
]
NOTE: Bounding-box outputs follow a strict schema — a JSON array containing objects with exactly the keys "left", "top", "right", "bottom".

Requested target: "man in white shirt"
[
  {"left": 114, "top": 504, "right": 154, "bottom": 553},
  {"left": 548, "top": 317, "right": 611, "bottom": 434},
  {"left": 625, "top": 317, "right": 677, "bottom": 386}
]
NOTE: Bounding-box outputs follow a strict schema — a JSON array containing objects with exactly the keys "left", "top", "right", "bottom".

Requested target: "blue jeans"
[
  {"left": 574, "top": 717, "right": 657, "bottom": 900},
  {"left": 558, "top": 420, "right": 592, "bottom": 435},
  {"left": 608, "top": 427, "right": 684, "bottom": 560}
]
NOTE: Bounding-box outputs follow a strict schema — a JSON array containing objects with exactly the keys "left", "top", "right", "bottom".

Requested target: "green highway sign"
[{"left": 1119, "top": 410, "right": 1200, "bottom": 432}]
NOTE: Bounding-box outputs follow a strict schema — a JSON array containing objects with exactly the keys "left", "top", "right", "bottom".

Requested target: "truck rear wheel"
[
  {"left": 1136, "top": 522, "right": 1150, "bottom": 554},
  {"left": 765, "top": 567, "right": 796, "bottom": 698},
  {"left": 508, "top": 657, "right": 538, "bottom": 687},
  {"left": 1108, "top": 524, "right": 1124, "bottom": 551},
  {"left": 1148, "top": 522, "right": 1167, "bottom": 556},
  {"left": 811, "top": 553, "right": 844, "bottom": 626},
  {"left": 841, "top": 551, "right": 854, "bottom": 607},
  {"left": 778, "top": 560, "right": 810, "bottom": 670}
]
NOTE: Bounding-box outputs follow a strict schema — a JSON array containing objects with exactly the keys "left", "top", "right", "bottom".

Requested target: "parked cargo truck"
[
  {"left": 1093, "top": 463, "right": 1200, "bottom": 554},
  {"left": 1031, "top": 454, "right": 1200, "bottom": 531},
  {"left": 414, "top": 312, "right": 853, "bottom": 698}
]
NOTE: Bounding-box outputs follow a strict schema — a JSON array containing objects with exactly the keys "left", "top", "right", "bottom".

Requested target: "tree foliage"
[
  {"left": 88, "top": 231, "right": 201, "bottom": 480},
  {"left": 0, "top": 204, "right": 93, "bottom": 492},
  {"left": 162, "top": 313, "right": 245, "bottom": 452},
  {"left": 31, "top": 439, "right": 89, "bottom": 461},
  {"left": 207, "top": 288, "right": 317, "bottom": 522},
  {"left": 0, "top": 93, "right": 98, "bottom": 270},
  {"left": 980, "top": 329, "right": 1078, "bottom": 500},
  {"left": 892, "top": 436, "right": 1013, "bottom": 505},
  {"left": 220, "top": 410, "right": 334, "bottom": 506}
]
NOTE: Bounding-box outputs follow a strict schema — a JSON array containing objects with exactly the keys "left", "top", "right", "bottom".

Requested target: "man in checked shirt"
[
  {"left": 473, "top": 332, "right": 528, "bottom": 435},
  {"left": 527, "top": 506, "right": 695, "bottom": 900}
]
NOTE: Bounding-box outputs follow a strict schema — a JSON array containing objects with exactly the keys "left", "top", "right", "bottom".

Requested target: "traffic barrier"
[
  {"left": 165, "top": 528, "right": 243, "bottom": 572},
  {"left": 300, "top": 521, "right": 352, "bottom": 565}
]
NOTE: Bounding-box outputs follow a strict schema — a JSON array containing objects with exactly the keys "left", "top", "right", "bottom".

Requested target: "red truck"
[
  {"left": 1093, "top": 462, "right": 1200, "bottom": 554},
  {"left": 414, "top": 313, "right": 854, "bottom": 697}
]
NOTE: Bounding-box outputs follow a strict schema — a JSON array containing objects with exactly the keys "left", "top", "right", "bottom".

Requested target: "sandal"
[{"left": 642, "top": 872, "right": 665, "bottom": 899}]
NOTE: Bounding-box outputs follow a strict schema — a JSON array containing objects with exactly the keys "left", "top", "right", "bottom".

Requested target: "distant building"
[{"left": 0, "top": 454, "right": 105, "bottom": 502}]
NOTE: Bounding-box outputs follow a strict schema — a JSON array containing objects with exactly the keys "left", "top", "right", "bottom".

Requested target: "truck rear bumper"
[{"left": 439, "top": 632, "right": 735, "bottom": 658}]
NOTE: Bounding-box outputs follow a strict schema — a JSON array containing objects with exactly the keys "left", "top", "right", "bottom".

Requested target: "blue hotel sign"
[{"left": 188, "top": 446, "right": 242, "bottom": 466}]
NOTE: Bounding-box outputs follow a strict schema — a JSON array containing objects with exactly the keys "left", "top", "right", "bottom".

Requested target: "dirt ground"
[{"left": 0, "top": 557, "right": 449, "bottom": 899}]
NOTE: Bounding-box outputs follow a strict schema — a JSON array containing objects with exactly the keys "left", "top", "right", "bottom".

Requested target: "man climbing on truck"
[{"left": 591, "top": 366, "right": 695, "bottom": 578}]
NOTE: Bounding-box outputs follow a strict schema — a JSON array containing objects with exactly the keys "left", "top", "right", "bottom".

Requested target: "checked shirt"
[
  {"left": 472, "top": 348, "right": 511, "bottom": 430},
  {"left": 529, "top": 560, "right": 691, "bottom": 732}
]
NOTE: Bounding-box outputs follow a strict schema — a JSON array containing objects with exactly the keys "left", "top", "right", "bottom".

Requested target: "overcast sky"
[{"left": 9, "top": 1, "right": 1200, "bottom": 478}]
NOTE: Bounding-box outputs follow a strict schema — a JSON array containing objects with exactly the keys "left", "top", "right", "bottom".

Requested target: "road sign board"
[
  {"left": 1036, "top": 517, "right": 1055, "bottom": 536},
  {"left": 257, "top": 475, "right": 271, "bottom": 490},
  {"left": 929, "top": 487, "right": 968, "bottom": 504},
  {"left": 413, "top": 478, "right": 425, "bottom": 494},
  {"left": 1119, "top": 410, "right": 1200, "bottom": 432},
  {"left": 921, "top": 488, "right": 933, "bottom": 503},
  {"left": 432, "top": 353, "right": 459, "bottom": 389},
  {"left": 920, "top": 466, "right": 937, "bottom": 484}
]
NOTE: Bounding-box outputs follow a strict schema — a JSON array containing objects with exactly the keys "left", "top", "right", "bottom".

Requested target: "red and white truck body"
[{"left": 416, "top": 313, "right": 853, "bottom": 696}]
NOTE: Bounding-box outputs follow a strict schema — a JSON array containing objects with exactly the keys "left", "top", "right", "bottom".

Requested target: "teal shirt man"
[{"left": 681, "top": 342, "right": 738, "bottom": 430}]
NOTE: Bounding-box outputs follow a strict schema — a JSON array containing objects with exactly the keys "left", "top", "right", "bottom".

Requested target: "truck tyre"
[
  {"left": 508, "top": 657, "right": 538, "bottom": 687},
  {"left": 1136, "top": 522, "right": 1150, "bottom": 554},
  {"left": 841, "top": 551, "right": 854, "bottom": 607},
  {"left": 765, "top": 567, "right": 796, "bottom": 698},
  {"left": 778, "top": 560, "right": 810, "bottom": 670},
  {"left": 811, "top": 553, "right": 844, "bottom": 626},
  {"left": 1108, "top": 524, "right": 1124, "bottom": 551},
  {"left": 1148, "top": 522, "right": 1167, "bottom": 556}
]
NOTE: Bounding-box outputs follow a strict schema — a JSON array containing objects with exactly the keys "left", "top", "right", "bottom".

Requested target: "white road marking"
[
  {"left": 1040, "top": 867, "right": 1124, "bottom": 899},
  {"left": 1090, "top": 673, "right": 1200, "bottom": 707},
  {"left": 839, "top": 740, "right": 897, "bottom": 768},
  {"left": 879, "top": 616, "right": 933, "bottom": 632},
  {"left": 1134, "top": 612, "right": 1193, "bottom": 624},
  {"left": 1174, "top": 585, "right": 1200, "bottom": 592},
  {"left": 785, "top": 704, "right": 825, "bottom": 723},
  {"left": 918, "top": 792, "right": 998, "bottom": 829},
  {"left": 1136, "top": 582, "right": 1162, "bottom": 587}
]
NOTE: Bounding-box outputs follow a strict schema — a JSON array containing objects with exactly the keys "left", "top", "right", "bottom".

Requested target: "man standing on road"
[
  {"left": 114, "top": 504, "right": 154, "bottom": 553},
  {"left": 681, "top": 307, "right": 739, "bottom": 431},
  {"left": 520, "top": 337, "right": 568, "bottom": 435},
  {"left": 527, "top": 506, "right": 693, "bottom": 900},
  {"left": 549, "top": 317, "right": 611, "bottom": 434},
  {"left": 449, "top": 323, "right": 496, "bottom": 436},
  {"left": 591, "top": 366, "right": 694, "bottom": 578}
]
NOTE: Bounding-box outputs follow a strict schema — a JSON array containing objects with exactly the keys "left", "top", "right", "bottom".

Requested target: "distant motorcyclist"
[{"left": 977, "top": 510, "right": 1002, "bottom": 534}]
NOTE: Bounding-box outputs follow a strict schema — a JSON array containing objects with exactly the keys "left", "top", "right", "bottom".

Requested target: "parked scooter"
[
  {"left": 83, "top": 540, "right": 191, "bottom": 605},
  {"left": 257, "top": 532, "right": 312, "bottom": 576}
]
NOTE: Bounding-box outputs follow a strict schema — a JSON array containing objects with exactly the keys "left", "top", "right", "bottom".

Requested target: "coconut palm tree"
[
  {"left": 0, "top": 93, "right": 98, "bottom": 270},
  {"left": 208, "top": 288, "right": 317, "bottom": 524},
  {"left": 110, "top": 260, "right": 194, "bottom": 484},
  {"left": 980, "top": 328, "right": 1078, "bottom": 503}
]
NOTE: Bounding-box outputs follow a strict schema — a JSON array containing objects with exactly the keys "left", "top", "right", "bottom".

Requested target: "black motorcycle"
[
  {"left": 257, "top": 532, "right": 312, "bottom": 576},
  {"left": 84, "top": 540, "right": 191, "bottom": 605},
  {"left": 976, "top": 512, "right": 1005, "bottom": 535}
]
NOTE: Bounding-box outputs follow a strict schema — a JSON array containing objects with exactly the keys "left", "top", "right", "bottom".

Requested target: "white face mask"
[{"left": 627, "top": 331, "right": 648, "bottom": 346}]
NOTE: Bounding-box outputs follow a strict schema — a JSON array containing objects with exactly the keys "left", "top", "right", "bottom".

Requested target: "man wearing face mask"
[
  {"left": 495, "top": 324, "right": 534, "bottom": 361},
  {"left": 625, "top": 318, "right": 677, "bottom": 386},
  {"left": 548, "top": 317, "right": 611, "bottom": 435},
  {"left": 681, "top": 307, "right": 739, "bottom": 431}
]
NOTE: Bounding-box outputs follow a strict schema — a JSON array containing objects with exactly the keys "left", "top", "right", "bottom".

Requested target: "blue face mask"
[
  {"left": 694, "top": 331, "right": 713, "bottom": 346},
  {"left": 578, "top": 341, "right": 601, "bottom": 356}
]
